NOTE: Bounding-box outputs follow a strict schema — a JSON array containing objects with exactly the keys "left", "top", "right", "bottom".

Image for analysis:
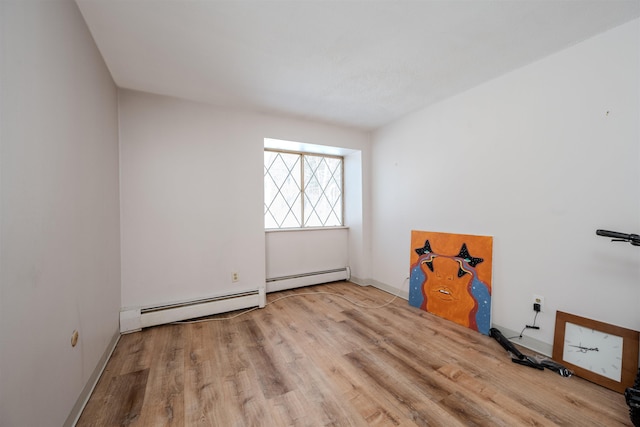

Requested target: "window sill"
[{"left": 265, "top": 226, "right": 349, "bottom": 233}]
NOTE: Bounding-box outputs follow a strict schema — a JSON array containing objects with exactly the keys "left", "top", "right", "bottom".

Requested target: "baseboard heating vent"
[
  {"left": 120, "top": 287, "right": 266, "bottom": 333},
  {"left": 266, "top": 267, "right": 350, "bottom": 293}
]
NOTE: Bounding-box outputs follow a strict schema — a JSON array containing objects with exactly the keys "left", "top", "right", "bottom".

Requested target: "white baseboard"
[
  {"left": 368, "top": 279, "right": 410, "bottom": 300},
  {"left": 65, "top": 329, "right": 120, "bottom": 427},
  {"left": 490, "top": 324, "right": 553, "bottom": 357},
  {"left": 347, "top": 276, "right": 369, "bottom": 286},
  {"left": 120, "top": 307, "right": 142, "bottom": 333}
]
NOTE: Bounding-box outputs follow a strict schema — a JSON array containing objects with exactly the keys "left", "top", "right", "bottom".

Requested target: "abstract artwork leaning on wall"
[{"left": 409, "top": 230, "right": 493, "bottom": 335}]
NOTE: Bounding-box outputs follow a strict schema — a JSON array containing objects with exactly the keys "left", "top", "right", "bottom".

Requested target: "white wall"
[
  {"left": 370, "top": 19, "right": 639, "bottom": 348},
  {"left": 265, "top": 228, "right": 349, "bottom": 279},
  {"left": 345, "top": 149, "right": 373, "bottom": 285},
  {"left": 0, "top": 1, "right": 121, "bottom": 426},
  {"left": 119, "top": 90, "right": 370, "bottom": 310}
]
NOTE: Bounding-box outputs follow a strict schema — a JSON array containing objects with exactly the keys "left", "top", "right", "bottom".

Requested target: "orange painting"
[{"left": 409, "top": 230, "right": 493, "bottom": 334}]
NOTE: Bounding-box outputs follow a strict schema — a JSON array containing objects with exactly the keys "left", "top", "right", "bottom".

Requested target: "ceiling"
[{"left": 76, "top": 0, "right": 640, "bottom": 131}]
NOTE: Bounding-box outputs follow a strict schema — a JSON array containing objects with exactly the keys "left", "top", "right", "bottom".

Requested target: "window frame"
[{"left": 264, "top": 148, "right": 345, "bottom": 230}]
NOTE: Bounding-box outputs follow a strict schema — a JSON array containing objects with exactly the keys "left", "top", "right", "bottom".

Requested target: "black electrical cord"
[{"left": 508, "top": 310, "right": 540, "bottom": 339}]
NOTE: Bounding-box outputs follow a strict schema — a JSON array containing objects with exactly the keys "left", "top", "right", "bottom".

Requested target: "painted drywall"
[
  {"left": 265, "top": 228, "right": 349, "bottom": 279},
  {"left": 0, "top": 1, "right": 121, "bottom": 426},
  {"left": 370, "top": 19, "right": 640, "bottom": 347},
  {"left": 119, "top": 90, "right": 370, "bottom": 310},
  {"left": 344, "top": 149, "right": 374, "bottom": 285}
]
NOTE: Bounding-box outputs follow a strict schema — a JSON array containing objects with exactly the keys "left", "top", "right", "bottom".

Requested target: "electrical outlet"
[
  {"left": 533, "top": 294, "right": 544, "bottom": 311},
  {"left": 232, "top": 272, "right": 239, "bottom": 282}
]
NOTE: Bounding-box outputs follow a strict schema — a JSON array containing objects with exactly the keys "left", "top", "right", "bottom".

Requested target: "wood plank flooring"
[{"left": 77, "top": 282, "right": 632, "bottom": 426}]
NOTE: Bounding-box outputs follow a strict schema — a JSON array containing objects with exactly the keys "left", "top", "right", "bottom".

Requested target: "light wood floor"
[{"left": 78, "top": 281, "right": 631, "bottom": 426}]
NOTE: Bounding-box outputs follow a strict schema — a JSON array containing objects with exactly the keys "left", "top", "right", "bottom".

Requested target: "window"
[{"left": 264, "top": 149, "right": 343, "bottom": 229}]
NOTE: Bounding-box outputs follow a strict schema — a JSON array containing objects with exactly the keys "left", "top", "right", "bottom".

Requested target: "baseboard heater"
[
  {"left": 266, "top": 267, "right": 350, "bottom": 293},
  {"left": 120, "top": 287, "right": 266, "bottom": 333}
]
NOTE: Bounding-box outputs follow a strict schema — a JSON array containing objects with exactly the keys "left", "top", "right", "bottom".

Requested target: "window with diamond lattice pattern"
[{"left": 264, "top": 150, "right": 343, "bottom": 229}]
